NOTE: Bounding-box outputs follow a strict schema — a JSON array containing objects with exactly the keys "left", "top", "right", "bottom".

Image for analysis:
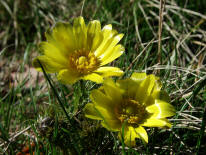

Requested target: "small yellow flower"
[
  {"left": 84, "top": 72, "right": 175, "bottom": 146},
  {"left": 33, "top": 16, "right": 125, "bottom": 84}
]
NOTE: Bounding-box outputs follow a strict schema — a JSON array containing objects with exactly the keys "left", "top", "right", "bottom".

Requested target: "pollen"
[
  {"left": 115, "top": 99, "right": 147, "bottom": 125},
  {"left": 69, "top": 49, "right": 100, "bottom": 75}
]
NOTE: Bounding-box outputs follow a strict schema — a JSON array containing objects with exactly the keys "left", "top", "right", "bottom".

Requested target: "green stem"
[{"left": 37, "top": 59, "right": 71, "bottom": 123}]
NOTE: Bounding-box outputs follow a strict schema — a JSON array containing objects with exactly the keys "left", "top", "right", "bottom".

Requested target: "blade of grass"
[
  {"left": 196, "top": 105, "right": 206, "bottom": 154},
  {"left": 36, "top": 59, "right": 71, "bottom": 123},
  {"left": 121, "top": 121, "right": 127, "bottom": 155},
  {"left": 194, "top": 77, "right": 206, "bottom": 154},
  {"left": 0, "top": 122, "right": 9, "bottom": 142},
  {"left": 192, "top": 77, "right": 206, "bottom": 101},
  {"left": 157, "top": 0, "right": 165, "bottom": 64},
  {"left": 37, "top": 59, "right": 82, "bottom": 154}
]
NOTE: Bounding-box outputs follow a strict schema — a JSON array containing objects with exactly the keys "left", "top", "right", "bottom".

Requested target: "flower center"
[
  {"left": 69, "top": 49, "right": 100, "bottom": 75},
  {"left": 115, "top": 99, "right": 147, "bottom": 124}
]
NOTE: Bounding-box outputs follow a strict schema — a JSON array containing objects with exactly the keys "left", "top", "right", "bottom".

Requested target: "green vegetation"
[{"left": 0, "top": 0, "right": 206, "bottom": 154}]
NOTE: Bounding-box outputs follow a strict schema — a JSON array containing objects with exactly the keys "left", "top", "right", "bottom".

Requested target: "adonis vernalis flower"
[
  {"left": 84, "top": 73, "right": 175, "bottom": 146},
  {"left": 33, "top": 16, "right": 124, "bottom": 84}
]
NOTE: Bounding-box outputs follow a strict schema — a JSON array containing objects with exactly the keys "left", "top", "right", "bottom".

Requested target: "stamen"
[
  {"left": 69, "top": 49, "right": 100, "bottom": 74},
  {"left": 115, "top": 99, "right": 147, "bottom": 125}
]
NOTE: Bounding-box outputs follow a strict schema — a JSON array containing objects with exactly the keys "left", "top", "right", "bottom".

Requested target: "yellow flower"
[
  {"left": 33, "top": 16, "right": 124, "bottom": 84},
  {"left": 84, "top": 72, "right": 175, "bottom": 146}
]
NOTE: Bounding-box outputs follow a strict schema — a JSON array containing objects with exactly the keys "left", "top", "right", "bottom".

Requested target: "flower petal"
[
  {"left": 94, "top": 67, "right": 123, "bottom": 77},
  {"left": 57, "top": 69, "right": 79, "bottom": 84},
  {"left": 87, "top": 20, "right": 102, "bottom": 51},
  {"left": 134, "top": 126, "right": 148, "bottom": 143},
  {"left": 94, "top": 24, "right": 118, "bottom": 57},
  {"left": 90, "top": 89, "right": 114, "bottom": 109},
  {"left": 39, "top": 42, "right": 68, "bottom": 65},
  {"left": 131, "top": 72, "right": 147, "bottom": 82},
  {"left": 73, "top": 16, "right": 87, "bottom": 50},
  {"left": 100, "top": 44, "right": 124, "bottom": 66},
  {"left": 142, "top": 118, "right": 172, "bottom": 128},
  {"left": 46, "top": 22, "right": 76, "bottom": 55},
  {"left": 120, "top": 126, "right": 148, "bottom": 146},
  {"left": 81, "top": 73, "right": 103, "bottom": 83},
  {"left": 102, "top": 24, "right": 113, "bottom": 36},
  {"left": 135, "top": 74, "right": 157, "bottom": 104},
  {"left": 94, "top": 104, "right": 117, "bottom": 121},
  {"left": 146, "top": 99, "right": 176, "bottom": 118},
  {"left": 87, "top": 85, "right": 121, "bottom": 130},
  {"left": 84, "top": 103, "right": 102, "bottom": 120},
  {"left": 103, "top": 78, "right": 123, "bottom": 103},
  {"left": 101, "top": 119, "right": 121, "bottom": 132},
  {"left": 146, "top": 90, "right": 171, "bottom": 106},
  {"left": 33, "top": 56, "right": 65, "bottom": 73},
  {"left": 85, "top": 102, "right": 116, "bottom": 121},
  {"left": 116, "top": 78, "right": 138, "bottom": 99},
  {"left": 91, "top": 32, "right": 104, "bottom": 52},
  {"left": 99, "top": 33, "right": 124, "bottom": 61}
]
